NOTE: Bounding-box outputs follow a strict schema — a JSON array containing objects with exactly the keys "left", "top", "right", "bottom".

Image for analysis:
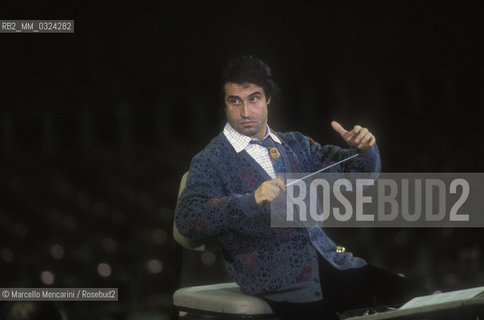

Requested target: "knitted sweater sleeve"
[{"left": 174, "top": 154, "right": 262, "bottom": 240}]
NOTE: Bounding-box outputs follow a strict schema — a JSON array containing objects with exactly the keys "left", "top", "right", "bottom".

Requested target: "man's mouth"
[{"left": 241, "top": 120, "right": 256, "bottom": 127}]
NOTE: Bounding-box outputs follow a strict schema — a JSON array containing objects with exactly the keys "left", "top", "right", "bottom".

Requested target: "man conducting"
[{"left": 175, "top": 56, "right": 426, "bottom": 319}]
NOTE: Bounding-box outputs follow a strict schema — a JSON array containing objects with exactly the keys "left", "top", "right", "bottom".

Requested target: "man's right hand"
[{"left": 254, "top": 176, "right": 286, "bottom": 206}]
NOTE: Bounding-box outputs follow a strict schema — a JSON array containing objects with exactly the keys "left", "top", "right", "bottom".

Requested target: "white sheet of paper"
[{"left": 400, "top": 286, "right": 484, "bottom": 310}]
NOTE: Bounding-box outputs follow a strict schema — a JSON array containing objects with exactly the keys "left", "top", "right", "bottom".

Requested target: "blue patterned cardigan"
[{"left": 175, "top": 130, "right": 381, "bottom": 302}]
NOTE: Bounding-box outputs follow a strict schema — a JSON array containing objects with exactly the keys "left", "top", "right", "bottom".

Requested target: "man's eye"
[
  {"left": 249, "top": 96, "right": 259, "bottom": 102},
  {"left": 230, "top": 99, "right": 240, "bottom": 105}
]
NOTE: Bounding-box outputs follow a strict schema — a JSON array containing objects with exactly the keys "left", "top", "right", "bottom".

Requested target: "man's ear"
[{"left": 267, "top": 96, "right": 272, "bottom": 105}]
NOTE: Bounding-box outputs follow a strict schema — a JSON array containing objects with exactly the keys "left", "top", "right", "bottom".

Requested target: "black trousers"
[{"left": 263, "top": 255, "right": 429, "bottom": 320}]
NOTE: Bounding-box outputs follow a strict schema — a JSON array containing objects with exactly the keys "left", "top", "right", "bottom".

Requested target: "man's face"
[{"left": 224, "top": 82, "right": 270, "bottom": 141}]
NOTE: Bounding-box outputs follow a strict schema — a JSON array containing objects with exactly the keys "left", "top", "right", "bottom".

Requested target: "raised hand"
[{"left": 331, "top": 121, "right": 376, "bottom": 151}]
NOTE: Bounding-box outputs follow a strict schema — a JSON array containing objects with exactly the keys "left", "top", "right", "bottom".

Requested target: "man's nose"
[{"left": 240, "top": 101, "right": 250, "bottom": 118}]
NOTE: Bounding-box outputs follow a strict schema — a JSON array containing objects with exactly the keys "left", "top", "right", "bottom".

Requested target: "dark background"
[{"left": 0, "top": 1, "right": 483, "bottom": 319}]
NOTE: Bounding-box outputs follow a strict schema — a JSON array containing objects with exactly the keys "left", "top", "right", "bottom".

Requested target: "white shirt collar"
[{"left": 223, "top": 122, "right": 281, "bottom": 153}]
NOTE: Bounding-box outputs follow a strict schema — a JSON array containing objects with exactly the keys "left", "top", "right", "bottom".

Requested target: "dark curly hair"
[{"left": 220, "top": 55, "right": 280, "bottom": 108}]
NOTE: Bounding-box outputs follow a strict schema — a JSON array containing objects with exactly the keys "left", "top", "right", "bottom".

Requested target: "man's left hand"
[{"left": 331, "top": 121, "right": 376, "bottom": 151}]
